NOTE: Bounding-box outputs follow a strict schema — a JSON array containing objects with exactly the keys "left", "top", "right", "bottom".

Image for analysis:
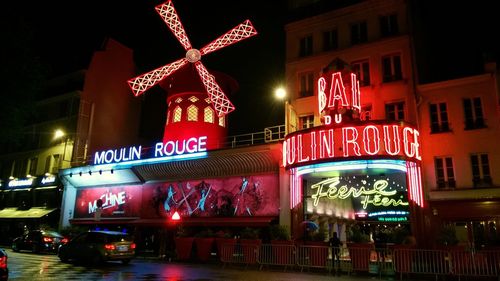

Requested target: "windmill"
[{"left": 128, "top": 1, "right": 257, "bottom": 148}]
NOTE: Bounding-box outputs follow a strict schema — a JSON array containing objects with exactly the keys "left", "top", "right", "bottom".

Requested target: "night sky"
[
  {"left": 2, "top": 0, "right": 287, "bottom": 137},
  {"left": 1, "top": 0, "right": 498, "bottom": 139}
]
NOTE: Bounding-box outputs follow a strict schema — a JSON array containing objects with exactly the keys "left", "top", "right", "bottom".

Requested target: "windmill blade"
[
  {"left": 200, "top": 20, "right": 257, "bottom": 56},
  {"left": 155, "top": 1, "right": 192, "bottom": 51},
  {"left": 128, "top": 58, "right": 188, "bottom": 96},
  {"left": 194, "top": 62, "right": 235, "bottom": 116}
]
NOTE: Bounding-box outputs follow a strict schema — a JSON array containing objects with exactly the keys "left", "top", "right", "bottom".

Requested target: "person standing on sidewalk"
[{"left": 329, "top": 232, "right": 342, "bottom": 275}]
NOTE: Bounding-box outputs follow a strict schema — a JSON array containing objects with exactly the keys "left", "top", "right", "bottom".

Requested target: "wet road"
[{"left": 4, "top": 248, "right": 399, "bottom": 281}]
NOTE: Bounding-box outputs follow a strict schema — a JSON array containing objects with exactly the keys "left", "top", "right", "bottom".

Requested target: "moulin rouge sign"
[
  {"left": 283, "top": 68, "right": 421, "bottom": 168},
  {"left": 93, "top": 136, "right": 208, "bottom": 165}
]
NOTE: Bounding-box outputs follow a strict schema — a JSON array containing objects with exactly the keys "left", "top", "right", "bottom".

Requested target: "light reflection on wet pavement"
[{"left": 5, "top": 249, "right": 405, "bottom": 281}]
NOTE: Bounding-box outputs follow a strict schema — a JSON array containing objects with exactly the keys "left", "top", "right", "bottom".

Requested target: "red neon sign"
[
  {"left": 318, "top": 70, "right": 362, "bottom": 125},
  {"left": 283, "top": 123, "right": 421, "bottom": 168}
]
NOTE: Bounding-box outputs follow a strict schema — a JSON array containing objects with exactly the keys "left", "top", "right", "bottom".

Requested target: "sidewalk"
[{"left": 134, "top": 255, "right": 429, "bottom": 281}]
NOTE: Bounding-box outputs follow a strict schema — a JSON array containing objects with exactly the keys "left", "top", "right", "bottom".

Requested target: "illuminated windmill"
[{"left": 128, "top": 1, "right": 257, "bottom": 148}]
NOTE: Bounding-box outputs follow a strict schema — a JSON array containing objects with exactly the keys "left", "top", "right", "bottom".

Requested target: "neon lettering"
[
  {"left": 343, "top": 127, "right": 361, "bottom": 157},
  {"left": 94, "top": 146, "right": 142, "bottom": 165},
  {"left": 318, "top": 77, "right": 327, "bottom": 113},
  {"left": 297, "top": 134, "right": 309, "bottom": 163},
  {"left": 310, "top": 177, "right": 409, "bottom": 208},
  {"left": 328, "top": 72, "right": 349, "bottom": 109},
  {"left": 88, "top": 191, "right": 126, "bottom": 214},
  {"left": 351, "top": 73, "right": 361, "bottom": 111},
  {"left": 363, "top": 125, "right": 380, "bottom": 155},
  {"left": 319, "top": 129, "right": 334, "bottom": 159},
  {"left": 283, "top": 124, "right": 421, "bottom": 167},
  {"left": 383, "top": 125, "right": 401, "bottom": 155}
]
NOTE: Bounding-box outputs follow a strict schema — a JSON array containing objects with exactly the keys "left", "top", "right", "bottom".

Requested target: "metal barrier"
[
  {"left": 218, "top": 243, "right": 500, "bottom": 280},
  {"left": 258, "top": 244, "right": 296, "bottom": 271},
  {"left": 296, "top": 245, "right": 331, "bottom": 271},
  {"left": 219, "top": 242, "right": 260, "bottom": 268}
]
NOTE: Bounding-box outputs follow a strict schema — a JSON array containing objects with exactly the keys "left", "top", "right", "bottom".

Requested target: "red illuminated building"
[{"left": 39, "top": 0, "right": 499, "bottom": 259}]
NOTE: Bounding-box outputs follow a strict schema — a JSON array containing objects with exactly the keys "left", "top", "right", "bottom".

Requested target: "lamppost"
[
  {"left": 274, "top": 86, "right": 288, "bottom": 136},
  {"left": 53, "top": 129, "right": 69, "bottom": 169}
]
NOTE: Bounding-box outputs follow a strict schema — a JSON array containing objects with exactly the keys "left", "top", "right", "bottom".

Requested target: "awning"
[
  {"left": 70, "top": 217, "right": 140, "bottom": 225},
  {"left": 134, "top": 144, "right": 281, "bottom": 182},
  {"left": 0, "top": 207, "right": 58, "bottom": 219},
  {"left": 70, "top": 216, "right": 278, "bottom": 227}
]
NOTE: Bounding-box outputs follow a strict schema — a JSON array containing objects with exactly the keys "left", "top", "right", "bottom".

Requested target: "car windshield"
[{"left": 43, "top": 231, "right": 63, "bottom": 238}]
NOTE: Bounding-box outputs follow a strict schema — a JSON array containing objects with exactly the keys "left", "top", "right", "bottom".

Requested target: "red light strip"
[
  {"left": 194, "top": 62, "right": 235, "bottom": 116},
  {"left": 155, "top": 1, "right": 192, "bottom": 51},
  {"left": 406, "top": 162, "right": 424, "bottom": 207},
  {"left": 290, "top": 168, "right": 302, "bottom": 209},
  {"left": 200, "top": 20, "right": 257, "bottom": 56}
]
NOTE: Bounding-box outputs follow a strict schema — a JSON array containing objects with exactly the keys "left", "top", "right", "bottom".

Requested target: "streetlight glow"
[
  {"left": 275, "top": 87, "right": 287, "bottom": 100},
  {"left": 54, "top": 129, "right": 65, "bottom": 140}
]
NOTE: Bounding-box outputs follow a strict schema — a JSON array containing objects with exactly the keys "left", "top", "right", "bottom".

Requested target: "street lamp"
[
  {"left": 54, "top": 129, "right": 69, "bottom": 169},
  {"left": 274, "top": 86, "right": 288, "bottom": 136}
]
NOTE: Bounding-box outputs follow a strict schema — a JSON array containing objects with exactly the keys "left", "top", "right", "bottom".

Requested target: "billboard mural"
[
  {"left": 74, "top": 185, "right": 142, "bottom": 218},
  {"left": 305, "top": 172, "right": 409, "bottom": 222},
  {"left": 142, "top": 174, "right": 279, "bottom": 218}
]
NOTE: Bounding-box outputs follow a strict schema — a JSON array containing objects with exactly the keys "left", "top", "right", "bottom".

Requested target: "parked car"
[
  {"left": 12, "top": 230, "right": 68, "bottom": 254},
  {"left": 58, "top": 230, "right": 135, "bottom": 264},
  {"left": 0, "top": 248, "right": 8, "bottom": 281}
]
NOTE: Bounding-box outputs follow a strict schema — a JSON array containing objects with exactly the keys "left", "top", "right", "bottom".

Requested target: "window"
[
  {"left": 470, "top": 153, "right": 492, "bottom": 187},
  {"left": 44, "top": 154, "right": 61, "bottom": 174},
  {"left": 173, "top": 106, "right": 182, "bottom": 122},
  {"left": 51, "top": 155, "right": 60, "bottom": 173},
  {"left": 382, "top": 54, "right": 402, "bottom": 82},
  {"left": 299, "top": 115, "right": 314, "bottom": 129},
  {"left": 463, "top": 97, "right": 485, "bottom": 129},
  {"left": 361, "top": 104, "right": 372, "bottom": 121},
  {"left": 299, "top": 35, "right": 313, "bottom": 57},
  {"left": 187, "top": 105, "right": 198, "bottom": 121},
  {"left": 351, "top": 60, "right": 371, "bottom": 86},
  {"left": 385, "top": 102, "right": 405, "bottom": 121},
  {"left": 218, "top": 115, "right": 225, "bottom": 127},
  {"left": 28, "top": 157, "right": 38, "bottom": 176},
  {"left": 323, "top": 29, "right": 338, "bottom": 51},
  {"left": 380, "top": 14, "right": 399, "bottom": 37},
  {"left": 434, "top": 157, "right": 456, "bottom": 188},
  {"left": 350, "top": 21, "right": 367, "bottom": 45},
  {"left": 204, "top": 107, "right": 214, "bottom": 123},
  {"left": 299, "top": 72, "right": 314, "bottom": 97},
  {"left": 429, "top": 103, "right": 450, "bottom": 133}
]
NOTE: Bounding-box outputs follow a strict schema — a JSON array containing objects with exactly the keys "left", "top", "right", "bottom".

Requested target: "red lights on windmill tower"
[{"left": 127, "top": 0, "right": 257, "bottom": 118}]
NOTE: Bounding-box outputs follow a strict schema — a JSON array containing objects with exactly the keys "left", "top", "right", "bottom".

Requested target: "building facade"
[{"left": 284, "top": 0, "right": 499, "bottom": 248}]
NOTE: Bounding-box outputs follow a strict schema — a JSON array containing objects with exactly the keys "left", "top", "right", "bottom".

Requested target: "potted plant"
[
  {"left": 304, "top": 226, "right": 329, "bottom": 267},
  {"left": 239, "top": 227, "right": 262, "bottom": 264},
  {"left": 194, "top": 228, "right": 215, "bottom": 262},
  {"left": 269, "top": 225, "right": 294, "bottom": 265},
  {"left": 174, "top": 226, "right": 194, "bottom": 261},
  {"left": 346, "top": 225, "right": 373, "bottom": 273},
  {"left": 215, "top": 230, "right": 237, "bottom": 259}
]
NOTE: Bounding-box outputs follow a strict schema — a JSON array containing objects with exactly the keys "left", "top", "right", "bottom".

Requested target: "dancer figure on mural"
[
  {"left": 163, "top": 184, "right": 177, "bottom": 212},
  {"left": 233, "top": 177, "right": 262, "bottom": 216}
]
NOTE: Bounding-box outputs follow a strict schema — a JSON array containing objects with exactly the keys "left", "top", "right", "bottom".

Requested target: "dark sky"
[
  {"left": 4, "top": 0, "right": 287, "bottom": 136},
  {"left": 2, "top": 0, "right": 498, "bottom": 138}
]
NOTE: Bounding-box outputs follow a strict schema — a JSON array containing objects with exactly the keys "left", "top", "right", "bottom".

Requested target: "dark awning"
[
  {"left": 70, "top": 216, "right": 277, "bottom": 227},
  {"left": 0, "top": 207, "right": 57, "bottom": 219},
  {"left": 133, "top": 144, "right": 281, "bottom": 182}
]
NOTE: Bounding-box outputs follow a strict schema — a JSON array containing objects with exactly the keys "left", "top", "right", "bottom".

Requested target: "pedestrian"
[
  {"left": 373, "top": 228, "right": 387, "bottom": 262},
  {"left": 329, "top": 232, "right": 342, "bottom": 275}
]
